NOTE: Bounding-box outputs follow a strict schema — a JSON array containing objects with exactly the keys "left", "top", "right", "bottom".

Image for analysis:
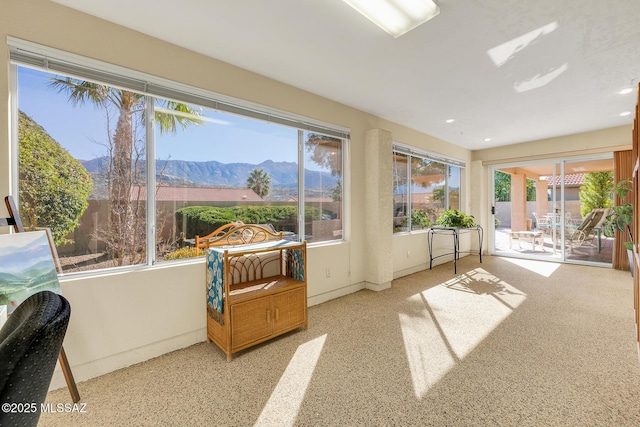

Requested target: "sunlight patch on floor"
[
  {"left": 254, "top": 334, "right": 327, "bottom": 427},
  {"left": 400, "top": 268, "right": 527, "bottom": 399},
  {"left": 502, "top": 257, "right": 561, "bottom": 277}
]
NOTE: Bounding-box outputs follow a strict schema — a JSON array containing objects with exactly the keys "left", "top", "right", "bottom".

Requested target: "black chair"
[{"left": 0, "top": 291, "right": 71, "bottom": 427}]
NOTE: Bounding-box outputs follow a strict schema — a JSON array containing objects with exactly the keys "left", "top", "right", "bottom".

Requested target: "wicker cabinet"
[{"left": 206, "top": 236, "right": 307, "bottom": 360}]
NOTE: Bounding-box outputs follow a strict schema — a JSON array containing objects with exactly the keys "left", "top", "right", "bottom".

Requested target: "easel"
[{"left": 1, "top": 195, "right": 80, "bottom": 403}]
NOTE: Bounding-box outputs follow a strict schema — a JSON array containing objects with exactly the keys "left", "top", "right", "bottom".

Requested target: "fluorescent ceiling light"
[{"left": 343, "top": 0, "right": 440, "bottom": 38}]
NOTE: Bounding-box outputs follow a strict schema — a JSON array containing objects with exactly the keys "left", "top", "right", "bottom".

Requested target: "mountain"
[{"left": 82, "top": 158, "right": 339, "bottom": 189}]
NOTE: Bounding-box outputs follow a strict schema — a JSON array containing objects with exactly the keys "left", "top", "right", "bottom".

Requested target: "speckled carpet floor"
[{"left": 40, "top": 256, "right": 640, "bottom": 426}]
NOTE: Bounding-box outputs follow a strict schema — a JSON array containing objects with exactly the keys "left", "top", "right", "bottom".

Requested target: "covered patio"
[{"left": 494, "top": 153, "right": 632, "bottom": 269}]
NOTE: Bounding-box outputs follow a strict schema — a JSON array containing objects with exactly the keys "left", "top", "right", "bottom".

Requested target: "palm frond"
[
  {"left": 48, "top": 77, "right": 109, "bottom": 107},
  {"left": 155, "top": 101, "right": 204, "bottom": 135}
]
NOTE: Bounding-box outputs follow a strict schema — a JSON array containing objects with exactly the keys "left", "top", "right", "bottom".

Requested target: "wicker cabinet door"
[
  {"left": 231, "top": 296, "right": 272, "bottom": 350},
  {"left": 271, "top": 287, "right": 306, "bottom": 335}
]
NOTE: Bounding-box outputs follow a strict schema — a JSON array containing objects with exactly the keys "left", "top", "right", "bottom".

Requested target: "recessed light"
[
  {"left": 620, "top": 111, "right": 631, "bottom": 116},
  {"left": 484, "top": 138, "right": 492, "bottom": 142},
  {"left": 619, "top": 88, "right": 633, "bottom": 95},
  {"left": 446, "top": 119, "right": 455, "bottom": 123}
]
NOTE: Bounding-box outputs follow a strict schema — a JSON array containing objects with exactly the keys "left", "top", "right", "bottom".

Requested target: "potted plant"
[
  {"left": 436, "top": 209, "right": 476, "bottom": 228},
  {"left": 602, "top": 178, "right": 634, "bottom": 274}
]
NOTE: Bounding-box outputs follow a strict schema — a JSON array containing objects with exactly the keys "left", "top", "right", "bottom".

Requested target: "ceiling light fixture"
[
  {"left": 619, "top": 88, "right": 633, "bottom": 95},
  {"left": 342, "top": 0, "right": 440, "bottom": 38},
  {"left": 620, "top": 111, "right": 631, "bottom": 116},
  {"left": 446, "top": 119, "right": 455, "bottom": 123}
]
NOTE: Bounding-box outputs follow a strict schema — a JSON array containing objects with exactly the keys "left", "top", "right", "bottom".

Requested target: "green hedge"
[
  {"left": 175, "top": 205, "right": 322, "bottom": 238},
  {"left": 175, "top": 206, "right": 237, "bottom": 238}
]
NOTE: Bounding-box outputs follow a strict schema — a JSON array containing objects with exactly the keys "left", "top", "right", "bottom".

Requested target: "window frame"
[
  {"left": 392, "top": 143, "right": 465, "bottom": 233},
  {"left": 9, "top": 38, "right": 349, "bottom": 276}
]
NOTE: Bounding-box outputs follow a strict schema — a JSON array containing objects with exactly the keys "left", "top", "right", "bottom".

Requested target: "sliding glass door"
[
  {"left": 492, "top": 155, "right": 613, "bottom": 266},
  {"left": 562, "top": 158, "right": 615, "bottom": 265}
]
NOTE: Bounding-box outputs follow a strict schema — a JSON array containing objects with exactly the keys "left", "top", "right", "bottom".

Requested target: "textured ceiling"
[{"left": 51, "top": 0, "right": 640, "bottom": 150}]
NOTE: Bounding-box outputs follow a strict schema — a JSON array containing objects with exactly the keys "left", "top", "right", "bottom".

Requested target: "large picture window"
[
  {"left": 393, "top": 145, "right": 464, "bottom": 232},
  {"left": 11, "top": 41, "right": 347, "bottom": 273}
]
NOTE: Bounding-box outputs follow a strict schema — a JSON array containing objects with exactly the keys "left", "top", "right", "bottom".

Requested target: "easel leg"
[{"left": 58, "top": 345, "right": 80, "bottom": 403}]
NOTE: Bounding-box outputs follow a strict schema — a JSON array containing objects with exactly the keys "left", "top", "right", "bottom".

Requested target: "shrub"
[
  {"left": 175, "top": 206, "right": 237, "bottom": 238},
  {"left": 18, "top": 111, "right": 93, "bottom": 245},
  {"left": 163, "top": 246, "right": 204, "bottom": 260},
  {"left": 175, "top": 205, "right": 312, "bottom": 238},
  {"left": 411, "top": 209, "right": 431, "bottom": 229}
]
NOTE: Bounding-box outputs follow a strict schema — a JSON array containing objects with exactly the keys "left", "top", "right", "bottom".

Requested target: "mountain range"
[{"left": 82, "top": 158, "right": 339, "bottom": 189}]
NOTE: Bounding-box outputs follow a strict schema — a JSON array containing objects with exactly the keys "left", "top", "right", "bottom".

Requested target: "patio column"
[
  {"left": 511, "top": 172, "right": 527, "bottom": 231},
  {"left": 535, "top": 177, "right": 548, "bottom": 220}
]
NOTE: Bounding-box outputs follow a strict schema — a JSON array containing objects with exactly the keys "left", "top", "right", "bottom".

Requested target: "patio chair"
[
  {"left": 533, "top": 212, "right": 551, "bottom": 233},
  {"left": 567, "top": 208, "right": 611, "bottom": 253}
]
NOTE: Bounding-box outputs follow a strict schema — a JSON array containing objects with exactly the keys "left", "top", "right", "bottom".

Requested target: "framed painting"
[{"left": 0, "top": 230, "right": 61, "bottom": 314}]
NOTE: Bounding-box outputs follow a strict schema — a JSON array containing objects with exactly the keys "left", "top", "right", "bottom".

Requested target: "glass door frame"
[
  {"left": 490, "top": 154, "right": 614, "bottom": 267},
  {"left": 490, "top": 160, "right": 563, "bottom": 261}
]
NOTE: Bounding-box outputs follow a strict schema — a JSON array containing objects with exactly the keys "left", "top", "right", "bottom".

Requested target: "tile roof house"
[
  {"left": 131, "top": 186, "right": 263, "bottom": 202},
  {"left": 545, "top": 173, "right": 585, "bottom": 187},
  {"left": 544, "top": 173, "right": 588, "bottom": 201}
]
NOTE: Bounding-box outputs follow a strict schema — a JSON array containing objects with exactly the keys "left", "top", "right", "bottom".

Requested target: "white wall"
[
  {"left": 392, "top": 229, "right": 478, "bottom": 280},
  {"left": 1, "top": 1, "right": 631, "bottom": 390}
]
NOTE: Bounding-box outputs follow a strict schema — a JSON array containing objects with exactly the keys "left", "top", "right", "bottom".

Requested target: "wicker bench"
[{"left": 509, "top": 230, "right": 544, "bottom": 251}]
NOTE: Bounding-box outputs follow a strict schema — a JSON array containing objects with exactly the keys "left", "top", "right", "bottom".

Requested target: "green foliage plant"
[
  {"left": 175, "top": 206, "right": 237, "bottom": 238},
  {"left": 410, "top": 209, "right": 432, "bottom": 229},
  {"left": 494, "top": 171, "right": 511, "bottom": 202},
  {"left": 436, "top": 209, "right": 476, "bottom": 228},
  {"left": 579, "top": 171, "right": 613, "bottom": 217},
  {"left": 163, "top": 246, "right": 204, "bottom": 260},
  {"left": 175, "top": 205, "right": 308, "bottom": 238},
  {"left": 495, "top": 170, "right": 536, "bottom": 202},
  {"left": 602, "top": 178, "right": 633, "bottom": 249},
  {"left": 18, "top": 111, "right": 93, "bottom": 245}
]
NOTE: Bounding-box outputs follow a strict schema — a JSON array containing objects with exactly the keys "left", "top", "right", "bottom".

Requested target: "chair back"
[
  {"left": 577, "top": 209, "right": 608, "bottom": 232},
  {"left": 0, "top": 291, "right": 71, "bottom": 427}
]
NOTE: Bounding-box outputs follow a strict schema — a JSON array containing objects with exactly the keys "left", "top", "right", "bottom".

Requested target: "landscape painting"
[{"left": 0, "top": 230, "right": 61, "bottom": 314}]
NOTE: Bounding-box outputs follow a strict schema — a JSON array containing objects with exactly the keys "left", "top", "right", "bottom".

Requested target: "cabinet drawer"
[{"left": 231, "top": 296, "right": 271, "bottom": 350}]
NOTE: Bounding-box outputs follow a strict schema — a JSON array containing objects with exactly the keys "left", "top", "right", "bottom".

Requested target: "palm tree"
[
  {"left": 49, "top": 78, "right": 202, "bottom": 265},
  {"left": 247, "top": 168, "right": 271, "bottom": 198}
]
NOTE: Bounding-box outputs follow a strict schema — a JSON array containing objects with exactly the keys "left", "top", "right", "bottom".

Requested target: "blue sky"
[{"left": 17, "top": 66, "right": 301, "bottom": 165}]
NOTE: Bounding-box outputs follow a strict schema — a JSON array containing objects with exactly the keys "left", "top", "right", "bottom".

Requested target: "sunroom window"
[
  {"left": 11, "top": 40, "right": 348, "bottom": 273},
  {"left": 393, "top": 145, "right": 464, "bottom": 232}
]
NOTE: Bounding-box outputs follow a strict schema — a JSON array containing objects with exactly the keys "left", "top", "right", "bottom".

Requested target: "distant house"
[
  {"left": 287, "top": 196, "right": 334, "bottom": 203},
  {"left": 545, "top": 173, "right": 584, "bottom": 201},
  {"left": 131, "top": 185, "right": 263, "bottom": 202}
]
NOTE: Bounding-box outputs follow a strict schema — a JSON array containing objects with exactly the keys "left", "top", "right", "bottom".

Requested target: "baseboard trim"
[
  {"left": 393, "top": 263, "right": 428, "bottom": 279},
  {"left": 307, "top": 282, "right": 366, "bottom": 307},
  {"left": 365, "top": 281, "right": 391, "bottom": 291},
  {"left": 49, "top": 329, "right": 207, "bottom": 391}
]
